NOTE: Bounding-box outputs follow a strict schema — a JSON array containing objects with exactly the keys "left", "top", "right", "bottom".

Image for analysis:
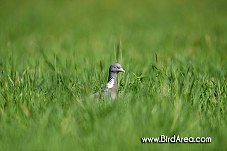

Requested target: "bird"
[{"left": 93, "top": 63, "right": 125, "bottom": 100}]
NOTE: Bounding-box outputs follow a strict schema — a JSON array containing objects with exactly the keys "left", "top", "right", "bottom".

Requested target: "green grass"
[{"left": 0, "top": 0, "right": 227, "bottom": 150}]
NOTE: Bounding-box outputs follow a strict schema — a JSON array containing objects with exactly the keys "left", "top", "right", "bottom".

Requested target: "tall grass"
[{"left": 0, "top": 0, "right": 227, "bottom": 150}]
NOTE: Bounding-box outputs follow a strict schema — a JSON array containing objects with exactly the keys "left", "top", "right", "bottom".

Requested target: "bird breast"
[{"left": 106, "top": 79, "right": 115, "bottom": 88}]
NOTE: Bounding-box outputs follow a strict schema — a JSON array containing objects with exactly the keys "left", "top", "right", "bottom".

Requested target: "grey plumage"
[{"left": 93, "top": 63, "right": 125, "bottom": 99}]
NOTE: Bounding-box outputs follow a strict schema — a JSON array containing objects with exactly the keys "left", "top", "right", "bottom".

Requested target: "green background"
[{"left": 0, "top": 0, "right": 227, "bottom": 150}]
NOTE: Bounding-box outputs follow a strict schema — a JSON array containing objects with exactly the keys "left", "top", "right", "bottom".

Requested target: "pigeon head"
[{"left": 109, "top": 63, "right": 125, "bottom": 74}]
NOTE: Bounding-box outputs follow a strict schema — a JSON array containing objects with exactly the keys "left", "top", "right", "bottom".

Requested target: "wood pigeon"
[{"left": 93, "top": 63, "right": 125, "bottom": 99}]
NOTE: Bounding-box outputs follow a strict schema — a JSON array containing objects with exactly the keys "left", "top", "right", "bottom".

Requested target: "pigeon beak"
[{"left": 118, "top": 67, "right": 125, "bottom": 73}]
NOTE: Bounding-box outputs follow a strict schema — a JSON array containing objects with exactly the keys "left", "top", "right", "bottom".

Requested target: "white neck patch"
[{"left": 107, "top": 79, "right": 115, "bottom": 88}]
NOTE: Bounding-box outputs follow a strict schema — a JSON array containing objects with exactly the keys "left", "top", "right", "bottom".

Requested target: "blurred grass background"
[{"left": 0, "top": 0, "right": 227, "bottom": 150}]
